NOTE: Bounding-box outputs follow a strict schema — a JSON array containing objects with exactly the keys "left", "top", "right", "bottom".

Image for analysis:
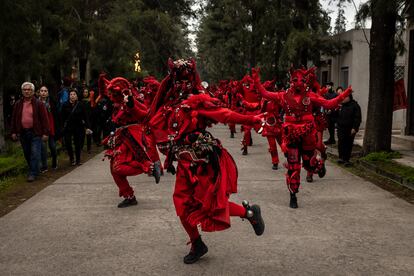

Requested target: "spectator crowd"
[
  {"left": 6, "top": 77, "right": 113, "bottom": 182},
  {"left": 3, "top": 76, "right": 361, "bottom": 183}
]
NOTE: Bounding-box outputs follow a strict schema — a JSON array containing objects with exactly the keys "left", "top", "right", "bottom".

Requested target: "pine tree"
[{"left": 334, "top": 1, "right": 346, "bottom": 34}]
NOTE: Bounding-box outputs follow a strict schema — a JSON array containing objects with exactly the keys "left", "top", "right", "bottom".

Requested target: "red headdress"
[
  {"left": 106, "top": 77, "right": 138, "bottom": 103},
  {"left": 143, "top": 76, "right": 160, "bottom": 93},
  {"left": 147, "top": 58, "right": 204, "bottom": 119},
  {"left": 303, "top": 67, "right": 321, "bottom": 92},
  {"left": 262, "top": 80, "right": 277, "bottom": 92}
]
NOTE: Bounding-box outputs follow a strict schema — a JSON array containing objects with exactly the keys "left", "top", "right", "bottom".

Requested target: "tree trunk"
[
  {"left": 363, "top": 0, "right": 397, "bottom": 154},
  {"left": 79, "top": 57, "right": 88, "bottom": 81},
  {"left": 250, "top": 5, "right": 258, "bottom": 69},
  {"left": 0, "top": 49, "right": 5, "bottom": 152}
]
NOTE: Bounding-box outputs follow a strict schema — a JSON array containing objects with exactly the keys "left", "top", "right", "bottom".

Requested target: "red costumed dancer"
[
  {"left": 100, "top": 75, "right": 162, "bottom": 208},
  {"left": 226, "top": 81, "right": 242, "bottom": 138},
  {"left": 259, "top": 80, "right": 283, "bottom": 170},
  {"left": 239, "top": 75, "right": 261, "bottom": 155},
  {"left": 140, "top": 76, "right": 160, "bottom": 108},
  {"left": 148, "top": 58, "right": 265, "bottom": 264},
  {"left": 252, "top": 68, "right": 353, "bottom": 209},
  {"left": 305, "top": 68, "right": 329, "bottom": 182}
]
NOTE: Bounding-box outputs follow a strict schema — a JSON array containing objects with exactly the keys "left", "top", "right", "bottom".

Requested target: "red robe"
[{"left": 149, "top": 94, "right": 260, "bottom": 232}]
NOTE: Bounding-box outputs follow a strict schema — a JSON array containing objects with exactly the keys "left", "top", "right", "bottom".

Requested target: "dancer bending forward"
[{"left": 149, "top": 58, "right": 265, "bottom": 264}]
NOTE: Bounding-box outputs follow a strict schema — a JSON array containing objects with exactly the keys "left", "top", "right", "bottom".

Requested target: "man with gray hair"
[{"left": 11, "top": 82, "right": 50, "bottom": 182}]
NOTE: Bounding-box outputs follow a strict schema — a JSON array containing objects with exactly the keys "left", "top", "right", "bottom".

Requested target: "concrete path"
[{"left": 1, "top": 125, "right": 413, "bottom": 276}]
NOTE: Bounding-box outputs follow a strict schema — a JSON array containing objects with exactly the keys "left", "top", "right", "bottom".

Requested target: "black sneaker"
[
  {"left": 52, "top": 160, "right": 58, "bottom": 170},
  {"left": 230, "top": 132, "right": 235, "bottom": 138},
  {"left": 289, "top": 193, "right": 298, "bottom": 209},
  {"left": 324, "top": 140, "right": 335, "bottom": 145},
  {"left": 344, "top": 161, "right": 353, "bottom": 167},
  {"left": 337, "top": 159, "right": 345, "bottom": 164},
  {"left": 318, "top": 164, "right": 326, "bottom": 178},
  {"left": 306, "top": 174, "right": 313, "bottom": 183},
  {"left": 242, "top": 147, "right": 248, "bottom": 155},
  {"left": 117, "top": 196, "right": 138, "bottom": 208},
  {"left": 183, "top": 236, "right": 208, "bottom": 264},
  {"left": 272, "top": 163, "right": 278, "bottom": 170},
  {"left": 243, "top": 201, "right": 265, "bottom": 236},
  {"left": 27, "top": 175, "right": 35, "bottom": 182}
]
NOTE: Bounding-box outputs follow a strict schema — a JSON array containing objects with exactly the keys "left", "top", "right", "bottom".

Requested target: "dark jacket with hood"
[{"left": 336, "top": 95, "right": 362, "bottom": 131}]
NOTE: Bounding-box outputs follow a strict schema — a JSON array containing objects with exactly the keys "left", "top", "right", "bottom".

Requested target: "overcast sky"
[{"left": 320, "top": 0, "right": 371, "bottom": 30}]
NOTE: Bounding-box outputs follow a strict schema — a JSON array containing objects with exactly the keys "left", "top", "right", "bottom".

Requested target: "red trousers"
[
  {"left": 110, "top": 143, "right": 152, "bottom": 198},
  {"left": 242, "top": 125, "right": 252, "bottom": 147},
  {"left": 180, "top": 202, "right": 246, "bottom": 241},
  {"left": 315, "top": 131, "right": 326, "bottom": 154},
  {"left": 228, "top": 123, "right": 236, "bottom": 134},
  {"left": 266, "top": 135, "right": 282, "bottom": 164},
  {"left": 285, "top": 130, "right": 317, "bottom": 193}
]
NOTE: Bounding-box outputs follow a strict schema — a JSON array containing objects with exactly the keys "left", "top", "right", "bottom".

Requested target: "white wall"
[
  {"left": 320, "top": 29, "right": 407, "bottom": 130},
  {"left": 350, "top": 30, "right": 370, "bottom": 129}
]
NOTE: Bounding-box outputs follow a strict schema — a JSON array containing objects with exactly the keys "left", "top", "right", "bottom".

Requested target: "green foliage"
[
  {"left": 196, "top": 0, "right": 251, "bottom": 82},
  {"left": 355, "top": 0, "right": 411, "bottom": 56},
  {"left": 362, "top": 151, "right": 402, "bottom": 162},
  {"left": 196, "top": 0, "right": 332, "bottom": 82},
  {"left": 0, "top": 142, "right": 26, "bottom": 175},
  {"left": 361, "top": 151, "right": 414, "bottom": 182},
  {"left": 382, "top": 162, "right": 414, "bottom": 182},
  {"left": 0, "top": 0, "right": 193, "bottom": 92}
]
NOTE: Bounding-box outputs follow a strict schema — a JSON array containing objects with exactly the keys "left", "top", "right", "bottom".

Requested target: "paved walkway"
[{"left": 1, "top": 125, "right": 413, "bottom": 275}]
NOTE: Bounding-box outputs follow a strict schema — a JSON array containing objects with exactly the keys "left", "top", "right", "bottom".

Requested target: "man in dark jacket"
[
  {"left": 93, "top": 95, "right": 113, "bottom": 145},
  {"left": 11, "top": 82, "right": 50, "bottom": 182},
  {"left": 336, "top": 92, "right": 361, "bottom": 166}
]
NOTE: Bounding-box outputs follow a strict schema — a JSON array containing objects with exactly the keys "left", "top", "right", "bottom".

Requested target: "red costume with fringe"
[
  {"left": 259, "top": 80, "right": 283, "bottom": 167},
  {"left": 252, "top": 68, "right": 352, "bottom": 203},
  {"left": 239, "top": 75, "right": 261, "bottom": 154},
  {"left": 306, "top": 68, "right": 329, "bottom": 160},
  {"left": 226, "top": 81, "right": 243, "bottom": 137},
  {"left": 100, "top": 76, "right": 161, "bottom": 200},
  {"left": 141, "top": 76, "right": 160, "bottom": 108},
  {"left": 148, "top": 59, "right": 263, "bottom": 237}
]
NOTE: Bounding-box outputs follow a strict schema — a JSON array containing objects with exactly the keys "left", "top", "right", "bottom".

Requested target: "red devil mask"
[
  {"left": 107, "top": 77, "right": 131, "bottom": 103},
  {"left": 289, "top": 68, "right": 308, "bottom": 94}
]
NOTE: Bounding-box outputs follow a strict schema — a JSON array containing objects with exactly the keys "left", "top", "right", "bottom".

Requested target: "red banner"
[{"left": 393, "top": 78, "right": 408, "bottom": 111}]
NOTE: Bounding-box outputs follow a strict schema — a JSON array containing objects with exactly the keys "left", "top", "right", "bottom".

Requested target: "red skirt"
[{"left": 173, "top": 148, "right": 238, "bottom": 232}]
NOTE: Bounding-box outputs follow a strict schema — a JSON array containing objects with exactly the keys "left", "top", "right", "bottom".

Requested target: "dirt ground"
[{"left": 0, "top": 147, "right": 103, "bottom": 217}]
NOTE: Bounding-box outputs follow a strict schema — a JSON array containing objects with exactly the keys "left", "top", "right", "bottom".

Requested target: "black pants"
[
  {"left": 86, "top": 134, "right": 92, "bottom": 152},
  {"left": 64, "top": 128, "right": 85, "bottom": 163},
  {"left": 326, "top": 115, "right": 336, "bottom": 142},
  {"left": 93, "top": 121, "right": 111, "bottom": 145},
  {"left": 337, "top": 127, "right": 355, "bottom": 162}
]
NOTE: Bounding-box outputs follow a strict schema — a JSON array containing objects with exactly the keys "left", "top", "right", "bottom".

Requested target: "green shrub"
[
  {"left": 0, "top": 141, "right": 26, "bottom": 175},
  {"left": 362, "top": 151, "right": 402, "bottom": 162}
]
